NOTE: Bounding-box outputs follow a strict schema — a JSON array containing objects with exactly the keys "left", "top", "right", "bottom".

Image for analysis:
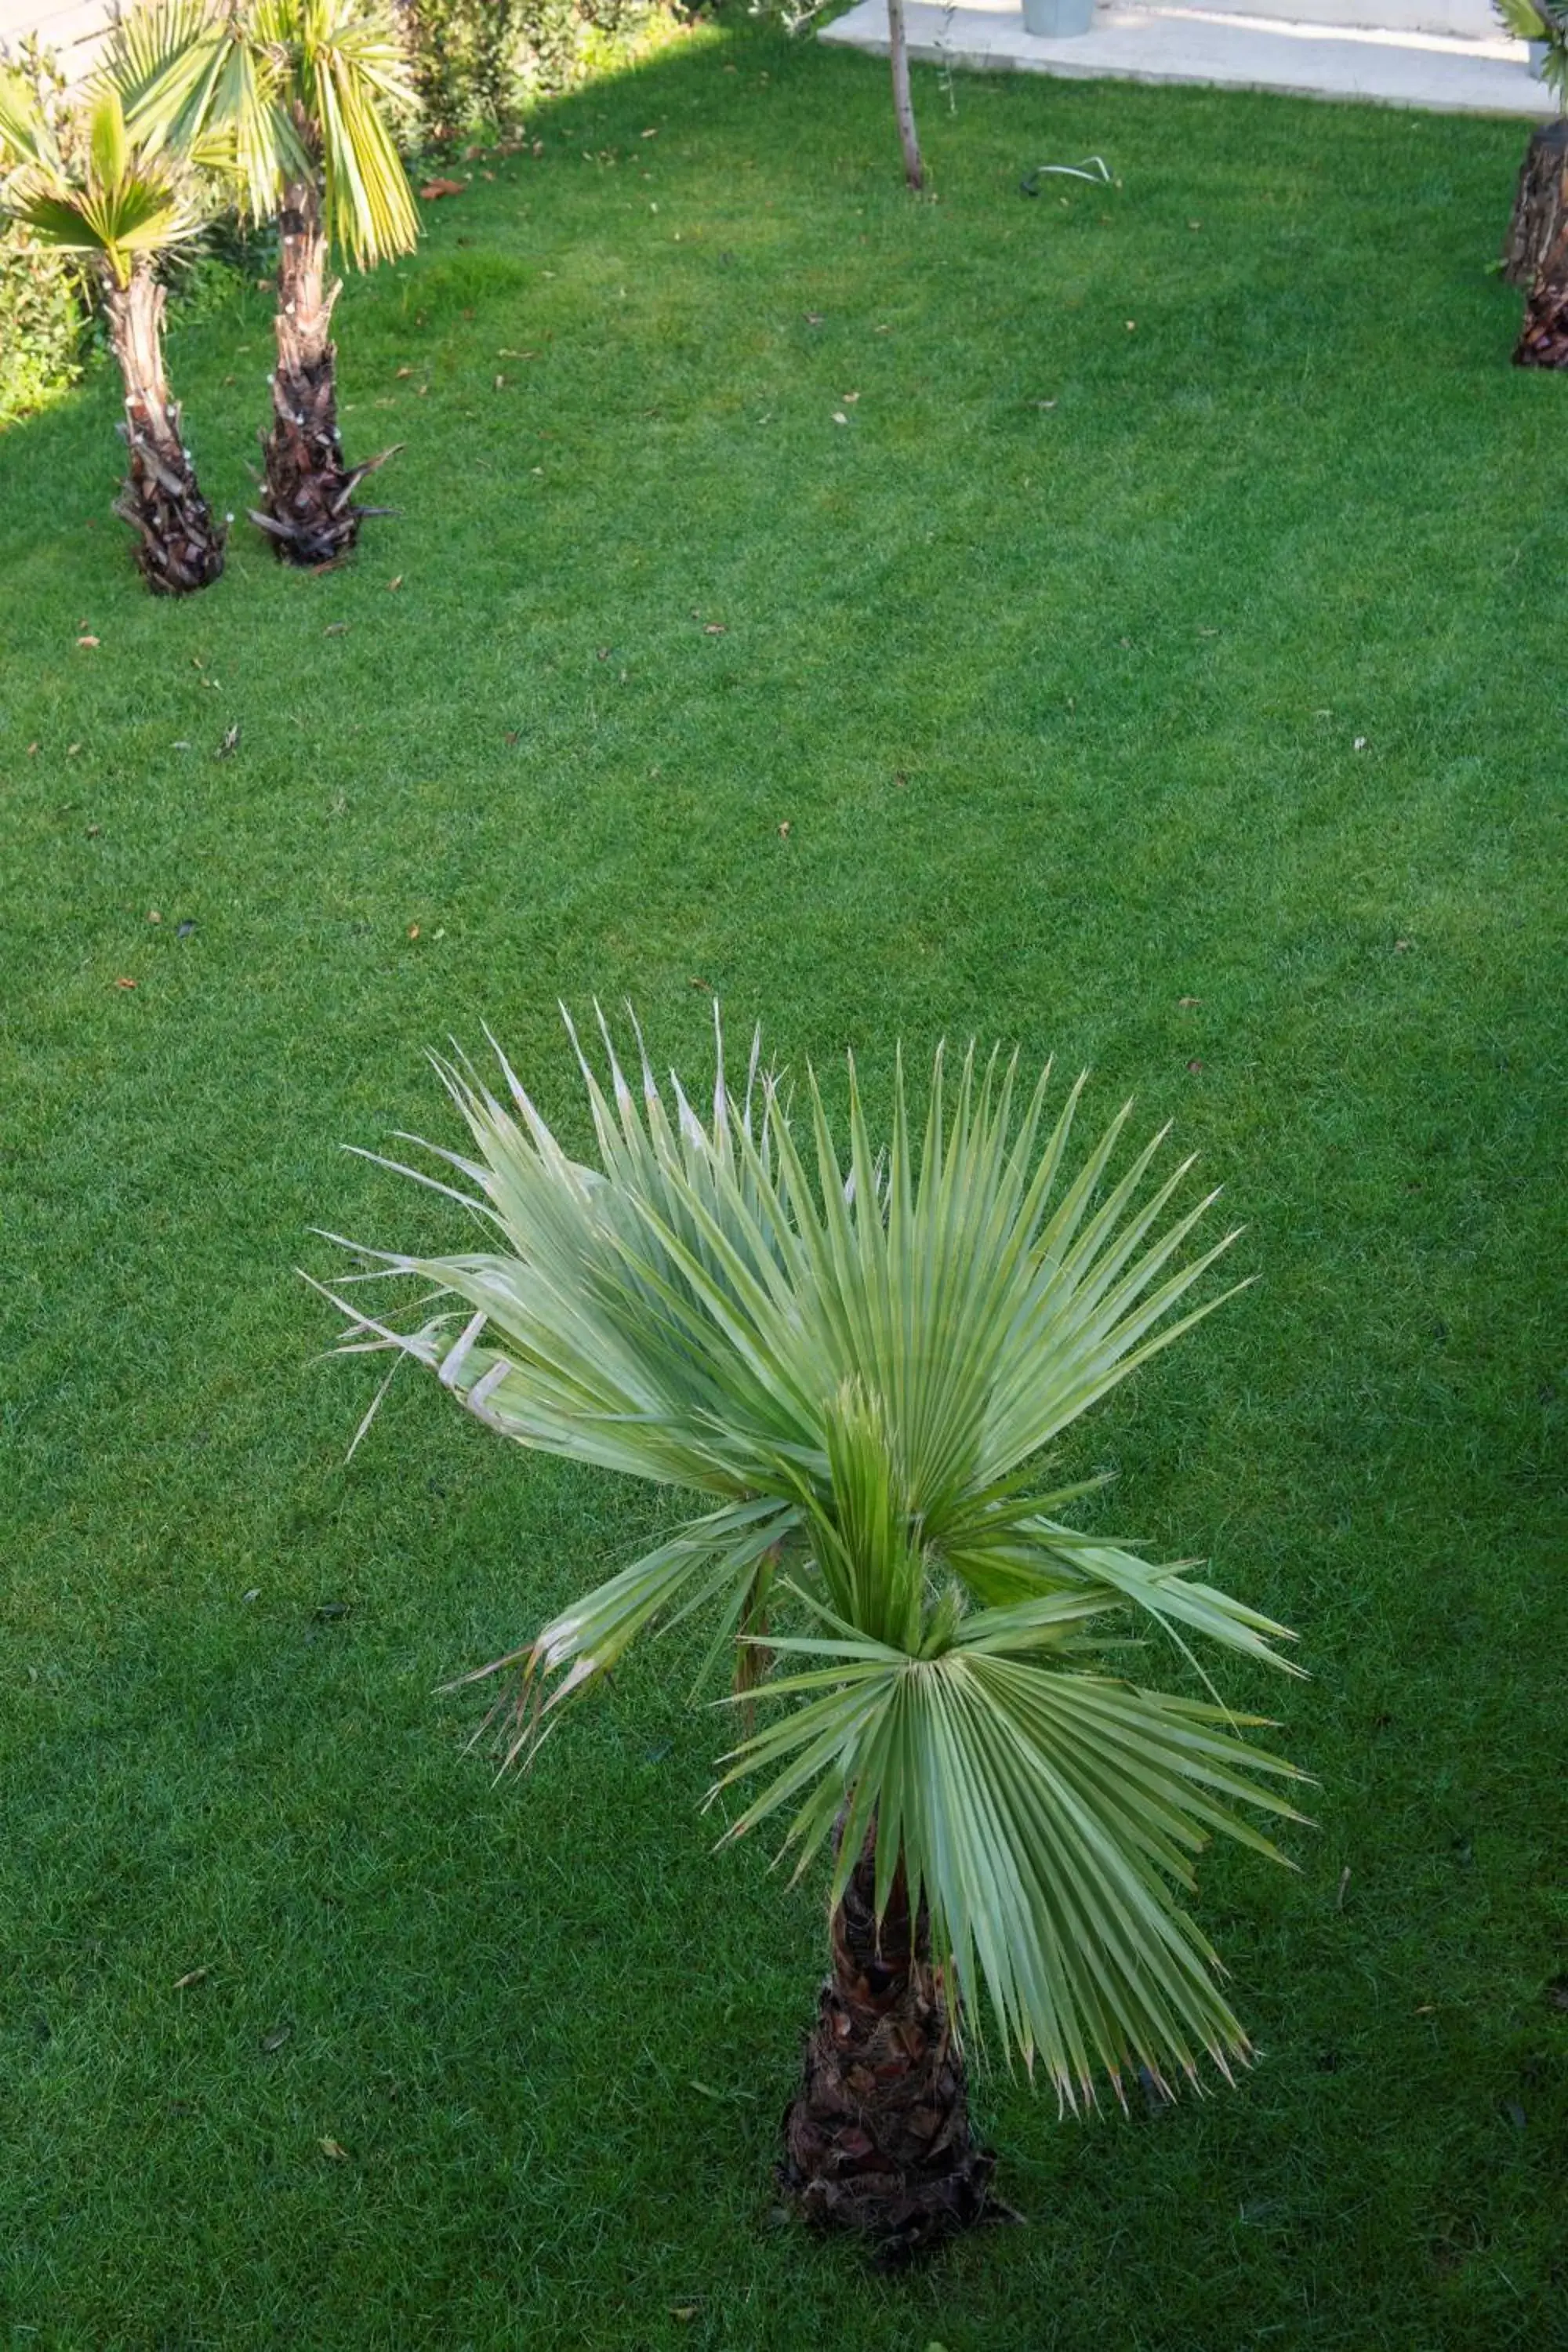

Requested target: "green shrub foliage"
[
  {"left": 0, "top": 223, "right": 84, "bottom": 426},
  {"left": 397, "top": 0, "right": 666, "bottom": 135}
]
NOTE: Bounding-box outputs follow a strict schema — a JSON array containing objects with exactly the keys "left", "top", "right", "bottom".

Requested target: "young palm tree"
[
  {"left": 109, "top": 0, "right": 419, "bottom": 564},
  {"left": 0, "top": 74, "right": 226, "bottom": 594},
  {"left": 320, "top": 1013, "right": 1307, "bottom": 2250}
]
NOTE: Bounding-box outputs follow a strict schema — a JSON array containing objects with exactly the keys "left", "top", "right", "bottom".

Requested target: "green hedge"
[{"left": 397, "top": 0, "right": 673, "bottom": 138}]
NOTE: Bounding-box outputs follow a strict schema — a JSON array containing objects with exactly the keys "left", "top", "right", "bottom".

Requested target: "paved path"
[
  {"left": 0, "top": 0, "right": 111, "bottom": 75},
  {"left": 820, "top": 0, "right": 1556, "bottom": 116}
]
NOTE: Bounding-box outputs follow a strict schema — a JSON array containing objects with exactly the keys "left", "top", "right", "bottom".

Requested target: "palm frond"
[
  {"left": 712, "top": 1634, "right": 1308, "bottom": 2109},
  {"left": 0, "top": 65, "right": 61, "bottom": 174}
]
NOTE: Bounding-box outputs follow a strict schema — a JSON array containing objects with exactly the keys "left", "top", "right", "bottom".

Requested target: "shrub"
[
  {"left": 396, "top": 0, "right": 677, "bottom": 138},
  {"left": 0, "top": 223, "right": 85, "bottom": 425}
]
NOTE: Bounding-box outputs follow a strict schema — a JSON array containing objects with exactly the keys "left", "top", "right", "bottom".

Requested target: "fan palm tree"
[
  {"left": 107, "top": 0, "right": 419, "bottom": 564},
  {"left": 0, "top": 73, "right": 226, "bottom": 594},
  {"left": 318, "top": 1013, "right": 1307, "bottom": 2249}
]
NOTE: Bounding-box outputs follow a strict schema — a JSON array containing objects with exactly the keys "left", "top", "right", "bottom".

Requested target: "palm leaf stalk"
[
  {"left": 0, "top": 72, "right": 226, "bottom": 593},
  {"left": 319, "top": 1011, "right": 1308, "bottom": 2252},
  {"left": 108, "top": 0, "right": 419, "bottom": 563}
]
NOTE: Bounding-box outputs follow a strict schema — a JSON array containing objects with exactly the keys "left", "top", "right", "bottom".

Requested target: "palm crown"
[
  {"left": 0, "top": 74, "right": 202, "bottom": 285},
  {"left": 325, "top": 1013, "right": 1308, "bottom": 2111},
  {"left": 103, "top": 0, "right": 419, "bottom": 270}
]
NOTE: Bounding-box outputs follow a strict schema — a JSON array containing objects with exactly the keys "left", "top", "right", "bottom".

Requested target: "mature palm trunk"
[
  {"left": 254, "top": 179, "right": 397, "bottom": 564},
  {"left": 1508, "top": 122, "right": 1568, "bottom": 367},
  {"left": 781, "top": 1819, "right": 993, "bottom": 2259},
  {"left": 103, "top": 261, "right": 225, "bottom": 597},
  {"left": 887, "top": 0, "right": 924, "bottom": 192}
]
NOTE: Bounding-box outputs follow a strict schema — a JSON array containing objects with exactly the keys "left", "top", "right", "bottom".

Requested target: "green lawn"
[{"left": 2, "top": 20, "right": 1564, "bottom": 2347}]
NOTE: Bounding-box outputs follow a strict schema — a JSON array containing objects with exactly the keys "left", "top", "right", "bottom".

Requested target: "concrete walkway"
[
  {"left": 0, "top": 0, "right": 111, "bottom": 75},
  {"left": 820, "top": 0, "right": 1557, "bottom": 116}
]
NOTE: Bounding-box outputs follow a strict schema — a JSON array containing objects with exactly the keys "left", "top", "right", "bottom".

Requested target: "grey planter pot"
[{"left": 1022, "top": 0, "right": 1095, "bottom": 34}]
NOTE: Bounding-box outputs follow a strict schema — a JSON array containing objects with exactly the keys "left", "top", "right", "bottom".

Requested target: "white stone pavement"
[
  {"left": 0, "top": 0, "right": 110, "bottom": 73},
  {"left": 820, "top": 0, "right": 1557, "bottom": 117}
]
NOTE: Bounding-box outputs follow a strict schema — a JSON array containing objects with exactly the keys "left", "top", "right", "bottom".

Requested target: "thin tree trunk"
[
  {"left": 887, "top": 0, "right": 924, "bottom": 193},
  {"left": 1514, "top": 134, "right": 1568, "bottom": 367},
  {"left": 103, "top": 260, "right": 226, "bottom": 597},
  {"left": 255, "top": 177, "right": 398, "bottom": 564},
  {"left": 780, "top": 1817, "right": 993, "bottom": 2259}
]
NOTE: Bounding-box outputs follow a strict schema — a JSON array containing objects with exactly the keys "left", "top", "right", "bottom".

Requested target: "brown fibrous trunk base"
[
  {"left": 779, "top": 1838, "right": 996, "bottom": 2264},
  {"left": 114, "top": 408, "right": 227, "bottom": 597},
  {"left": 1507, "top": 124, "right": 1568, "bottom": 369},
  {"left": 254, "top": 350, "right": 399, "bottom": 568}
]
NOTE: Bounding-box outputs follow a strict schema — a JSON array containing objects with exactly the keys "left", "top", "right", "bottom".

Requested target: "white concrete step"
[
  {"left": 819, "top": 0, "right": 1557, "bottom": 116},
  {"left": 1181, "top": 0, "right": 1497, "bottom": 40}
]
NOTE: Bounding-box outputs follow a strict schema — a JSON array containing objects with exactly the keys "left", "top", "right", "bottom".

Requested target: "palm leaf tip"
[{"left": 325, "top": 1007, "right": 1304, "bottom": 2092}]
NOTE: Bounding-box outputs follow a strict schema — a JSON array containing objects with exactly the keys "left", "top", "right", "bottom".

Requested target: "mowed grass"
[{"left": 2, "top": 20, "right": 1565, "bottom": 2347}]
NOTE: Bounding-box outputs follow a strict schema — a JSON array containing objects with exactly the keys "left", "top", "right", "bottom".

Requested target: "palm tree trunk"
[
  {"left": 256, "top": 179, "right": 397, "bottom": 565},
  {"left": 103, "top": 262, "right": 225, "bottom": 597},
  {"left": 887, "top": 0, "right": 924, "bottom": 193},
  {"left": 1514, "top": 140, "right": 1568, "bottom": 368},
  {"left": 780, "top": 1817, "right": 993, "bottom": 2258}
]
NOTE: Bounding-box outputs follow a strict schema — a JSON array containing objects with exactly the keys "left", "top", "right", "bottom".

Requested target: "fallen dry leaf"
[
  {"left": 778, "top": 820, "right": 791, "bottom": 837},
  {"left": 494, "top": 374, "right": 505, "bottom": 391},
  {"left": 319, "top": 2137, "right": 349, "bottom": 2161},
  {"left": 111, "top": 976, "right": 137, "bottom": 990},
  {"left": 395, "top": 365, "right": 412, "bottom": 379},
  {"left": 688, "top": 976, "right": 712, "bottom": 993},
  {"left": 832, "top": 411, "right": 848, "bottom": 426},
  {"left": 1178, "top": 995, "right": 1202, "bottom": 1007},
  {"left": 172, "top": 1965, "right": 210, "bottom": 1990},
  {"left": 76, "top": 633, "right": 100, "bottom": 648},
  {"left": 703, "top": 622, "right": 726, "bottom": 635},
  {"left": 1395, "top": 938, "right": 1413, "bottom": 953},
  {"left": 419, "top": 178, "right": 466, "bottom": 199},
  {"left": 324, "top": 622, "right": 349, "bottom": 637},
  {"left": 407, "top": 923, "right": 420, "bottom": 940},
  {"left": 86, "top": 822, "right": 101, "bottom": 836},
  {"left": 27, "top": 741, "right": 38, "bottom": 755},
  {"left": 1186, "top": 1058, "right": 1203, "bottom": 1073},
  {"left": 67, "top": 742, "right": 81, "bottom": 756},
  {"left": 804, "top": 311, "right": 823, "bottom": 325},
  {"left": 1353, "top": 735, "right": 1368, "bottom": 751},
  {"left": 1125, "top": 320, "right": 1137, "bottom": 332},
  {"left": 148, "top": 910, "right": 162, "bottom": 924},
  {"left": 387, "top": 575, "right": 404, "bottom": 591},
  {"left": 261, "top": 2022, "right": 293, "bottom": 2053}
]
